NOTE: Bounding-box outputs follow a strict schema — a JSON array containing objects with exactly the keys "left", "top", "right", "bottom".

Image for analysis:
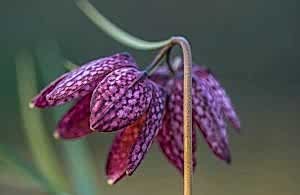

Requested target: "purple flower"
[
  {"left": 31, "top": 53, "right": 166, "bottom": 184},
  {"left": 31, "top": 53, "right": 240, "bottom": 184},
  {"left": 152, "top": 64, "right": 240, "bottom": 172}
]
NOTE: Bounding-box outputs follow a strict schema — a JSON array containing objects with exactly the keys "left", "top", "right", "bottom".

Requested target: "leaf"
[
  {"left": 0, "top": 144, "right": 65, "bottom": 195},
  {"left": 15, "top": 50, "right": 69, "bottom": 192}
]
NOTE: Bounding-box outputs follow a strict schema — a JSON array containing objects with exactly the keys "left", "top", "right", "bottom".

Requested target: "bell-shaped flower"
[
  {"left": 152, "top": 64, "right": 240, "bottom": 173},
  {"left": 31, "top": 53, "right": 166, "bottom": 183}
]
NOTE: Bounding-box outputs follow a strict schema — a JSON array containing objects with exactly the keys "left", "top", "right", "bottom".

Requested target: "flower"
[
  {"left": 31, "top": 53, "right": 240, "bottom": 184},
  {"left": 31, "top": 53, "right": 166, "bottom": 184},
  {"left": 151, "top": 64, "right": 240, "bottom": 172}
]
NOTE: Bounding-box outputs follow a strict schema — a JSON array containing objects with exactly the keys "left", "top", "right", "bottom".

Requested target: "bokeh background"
[{"left": 1, "top": 0, "right": 299, "bottom": 194}]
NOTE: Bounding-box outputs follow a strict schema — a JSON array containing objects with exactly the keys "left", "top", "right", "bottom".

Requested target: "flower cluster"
[{"left": 31, "top": 53, "right": 240, "bottom": 184}]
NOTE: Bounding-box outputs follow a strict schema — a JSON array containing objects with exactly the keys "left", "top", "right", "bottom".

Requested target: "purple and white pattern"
[
  {"left": 32, "top": 53, "right": 137, "bottom": 107},
  {"left": 154, "top": 63, "right": 240, "bottom": 171},
  {"left": 90, "top": 68, "right": 152, "bottom": 131},
  {"left": 127, "top": 83, "right": 166, "bottom": 175},
  {"left": 192, "top": 76, "right": 231, "bottom": 162},
  {"left": 31, "top": 53, "right": 240, "bottom": 184},
  {"left": 157, "top": 79, "right": 197, "bottom": 173},
  {"left": 106, "top": 114, "right": 146, "bottom": 184},
  {"left": 193, "top": 66, "right": 240, "bottom": 130}
]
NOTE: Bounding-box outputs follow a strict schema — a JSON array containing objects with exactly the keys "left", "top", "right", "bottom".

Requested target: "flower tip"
[
  {"left": 90, "top": 125, "right": 96, "bottom": 132},
  {"left": 53, "top": 131, "right": 60, "bottom": 139},
  {"left": 107, "top": 179, "right": 115, "bottom": 185},
  {"left": 28, "top": 102, "right": 35, "bottom": 109},
  {"left": 235, "top": 123, "right": 242, "bottom": 133},
  {"left": 226, "top": 156, "right": 232, "bottom": 164},
  {"left": 89, "top": 119, "right": 99, "bottom": 131},
  {"left": 235, "top": 127, "right": 242, "bottom": 135}
]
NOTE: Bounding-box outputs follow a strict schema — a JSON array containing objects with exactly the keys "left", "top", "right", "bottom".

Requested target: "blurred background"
[{"left": 0, "top": 0, "right": 299, "bottom": 194}]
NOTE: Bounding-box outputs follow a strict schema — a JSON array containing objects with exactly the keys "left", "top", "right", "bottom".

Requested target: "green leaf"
[
  {"left": 0, "top": 144, "right": 65, "bottom": 195},
  {"left": 15, "top": 50, "right": 69, "bottom": 192}
]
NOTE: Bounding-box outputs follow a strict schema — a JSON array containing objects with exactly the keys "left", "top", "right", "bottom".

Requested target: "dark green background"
[{"left": 0, "top": 0, "right": 299, "bottom": 194}]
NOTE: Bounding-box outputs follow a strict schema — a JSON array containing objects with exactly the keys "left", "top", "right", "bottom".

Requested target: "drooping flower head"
[
  {"left": 31, "top": 53, "right": 240, "bottom": 184},
  {"left": 152, "top": 63, "right": 240, "bottom": 172},
  {"left": 31, "top": 53, "right": 167, "bottom": 183}
]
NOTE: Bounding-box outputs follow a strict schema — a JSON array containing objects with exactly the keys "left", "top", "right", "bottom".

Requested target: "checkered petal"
[
  {"left": 90, "top": 67, "right": 152, "bottom": 132},
  {"left": 44, "top": 53, "right": 137, "bottom": 106},
  {"left": 193, "top": 66, "right": 240, "bottom": 130},
  {"left": 157, "top": 79, "right": 197, "bottom": 173},
  {"left": 30, "top": 73, "right": 68, "bottom": 108},
  {"left": 126, "top": 83, "right": 166, "bottom": 175},
  {"left": 192, "top": 76, "right": 231, "bottom": 163},
  {"left": 54, "top": 93, "right": 93, "bottom": 139},
  {"left": 106, "top": 114, "right": 146, "bottom": 185}
]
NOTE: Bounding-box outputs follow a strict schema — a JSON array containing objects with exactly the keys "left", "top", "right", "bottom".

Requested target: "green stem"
[{"left": 75, "top": 0, "right": 171, "bottom": 50}]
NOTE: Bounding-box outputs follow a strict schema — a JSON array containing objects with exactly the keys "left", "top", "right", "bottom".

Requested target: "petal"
[
  {"left": 192, "top": 76, "right": 231, "bottom": 163},
  {"left": 54, "top": 93, "right": 93, "bottom": 139},
  {"left": 193, "top": 66, "right": 240, "bottom": 130},
  {"left": 157, "top": 79, "right": 197, "bottom": 173},
  {"left": 30, "top": 73, "right": 68, "bottom": 108},
  {"left": 126, "top": 83, "right": 166, "bottom": 175},
  {"left": 46, "top": 53, "right": 137, "bottom": 106},
  {"left": 157, "top": 114, "right": 197, "bottom": 173},
  {"left": 106, "top": 114, "right": 146, "bottom": 185},
  {"left": 90, "top": 67, "right": 152, "bottom": 132}
]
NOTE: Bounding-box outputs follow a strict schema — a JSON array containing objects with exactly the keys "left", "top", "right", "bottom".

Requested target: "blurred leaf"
[
  {"left": 36, "top": 40, "right": 100, "bottom": 195},
  {"left": 0, "top": 144, "right": 64, "bottom": 194},
  {"left": 15, "top": 50, "right": 69, "bottom": 193}
]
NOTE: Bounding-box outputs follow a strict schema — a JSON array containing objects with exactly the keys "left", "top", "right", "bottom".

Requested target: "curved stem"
[
  {"left": 75, "top": 0, "right": 171, "bottom": 50},
  {"left": 171, "top": 37, "right": 193, "bottom": 195},
  {"left": 144, "top": 43, "right": 173, "bottom": 75}
]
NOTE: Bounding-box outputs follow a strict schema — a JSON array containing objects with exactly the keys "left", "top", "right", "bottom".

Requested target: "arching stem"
[
  {"left": 171, "top": 37, "right": 193, "bottom": 195},
  {"left": 75, "top": 0, "right": 171, "bottom": 50}
]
